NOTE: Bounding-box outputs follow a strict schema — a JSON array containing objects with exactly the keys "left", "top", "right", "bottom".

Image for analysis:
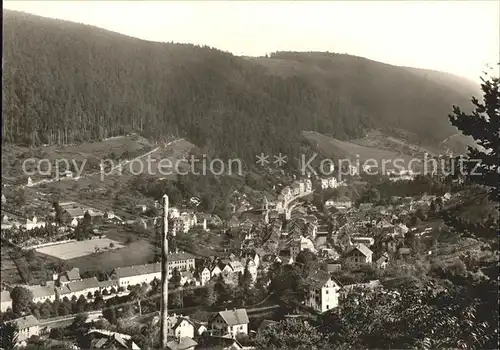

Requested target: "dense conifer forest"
[{"left": 3, "top": 10, "right": 478, "bottom": 162}]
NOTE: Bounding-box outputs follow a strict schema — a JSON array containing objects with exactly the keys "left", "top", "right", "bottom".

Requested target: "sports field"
[
  {"left": 36, "top": 238, "right": 124, "bottom": 260},
  {"left": 67, "top": 240, "right": 157, "bottom": 273}
]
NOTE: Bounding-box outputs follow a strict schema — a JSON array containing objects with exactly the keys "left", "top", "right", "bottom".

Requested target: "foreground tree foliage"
[
  {"left": 255, "top": 318, "right": 327, "bottom": 350},
  {"left": 10, "top": 286, "right": 33, "bottom": 317},
  {"left": 255, "top": 281, "right": 497, "bottom": 349},
  {"left": 0, "top": 323, "right": 19, "bottom": 350},
  {"left": 449, "top": 73, "right": 499, "bottom": 203},
  {"left": 319, "top": 283, "right": 496, "bottom": 349}
]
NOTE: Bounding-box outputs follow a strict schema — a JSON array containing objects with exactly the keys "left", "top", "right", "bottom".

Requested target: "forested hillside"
[{"left": 2, "top": 10, "right": 478, "bottom": 163}]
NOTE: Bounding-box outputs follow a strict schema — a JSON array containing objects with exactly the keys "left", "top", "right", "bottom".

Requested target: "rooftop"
[
  {"left": 167, "top": 337, "right": 198, "bottom": 350},
  {"left": 307, "top": 270, "right": 341, "bottom": 289},
  {"left": 26, "top": 285, "right": 56, "bottom": 299},
  {"left": 114, "top": 263, "right": 161, "bottom": 279},
  {"left": 66, "top": 267, "right": 81, "bottom": 281},
  {"left": 7, "top": 315, "right": 39, "bottom": 329},
  {"left": 58, "top": 277, "right": 99, "bottom": 295},
  {"left": 347, "top": 243, "right": 373, "bottom": 257}
]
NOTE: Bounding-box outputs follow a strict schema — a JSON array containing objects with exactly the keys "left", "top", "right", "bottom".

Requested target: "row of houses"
[
  {"left": 276, "top": 179, "right": 313, "bottom": 212},
  {"left": 1, "top": 253, "right": 197, "bottom": 311},
  {"left": 112, "top": 252, "right": 196, "bottom": 287},
  {"left": 168, "top": 209, "right": 208, "bottom": 235},
  {"left": 3, "top": 305, "right": 250, "bottom": 349},
  {"left": 160, "top": 308, "right": 250, "bottom": 340},
  {"left": 199, "top": 254, "right": 259, "bottom": 286}
]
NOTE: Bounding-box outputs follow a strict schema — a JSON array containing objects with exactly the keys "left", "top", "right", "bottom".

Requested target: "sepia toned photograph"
[{"left": 1, "top": 1, "right": 499, "bottom": 349}]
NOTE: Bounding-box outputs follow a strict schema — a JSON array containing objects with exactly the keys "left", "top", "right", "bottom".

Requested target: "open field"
[
  {"left": 36, "top": 238, "right": 124, "bottom": 260},
  {"left": 124, "top": 138, "right": 195, "bottom": 177},
  {"left": 3, "top": 137, "right": 197, "bottom": 224},
  {"left": 2, "top": 245, "right": 63, "bottom": 285},
  {"left": 302, "top": 130, "right": 420, "bottom": 172},
  {"left": 1, "top": 246, "right": 23, "bottom": 286},
  {"left": 1, "top": 134, "right": 156, "bottom": 186},
  {"left": 350, "top": 130, "right": 434, "bottom": 156},
  {"left": 66, "top": 240, "right": 157, "bottom": 273}
]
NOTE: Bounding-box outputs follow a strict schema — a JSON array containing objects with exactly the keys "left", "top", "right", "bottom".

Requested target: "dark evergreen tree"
[
  {"left": 10, "top": 286, "right": 33, "bottom": 316},
  {"left": 449, "top": 73, "right": 499, "bottom": 203}
]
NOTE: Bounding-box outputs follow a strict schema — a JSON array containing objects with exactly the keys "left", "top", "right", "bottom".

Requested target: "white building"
[
  {"left": 113, "top": 264, "right": 161, "bottom": 288},
  {"left": 23, "top": 216, "right": 46, "bottom": 231},
  {"left": 26, "top": 285, "right": 57, "bottom": 304},
  {"left": 344, "top": 243, "right": 373, "bottom": 264},
  {"left": 168, "top": 315, "right": 195, "bottom": 339},
  {"left": 6, "top": 315, "right": 40, "bottom": 345},
  {"left": 113, "top": 253, "right": 195, "bottom": 287},
  {"left": 305, "top": 271, "right": 342, "bottom": 313},
  {"left": 200, "top": 267, "right": 211, "bottom": 286},
  {"left": 56, "top": 277, "right": 100, "bottom": 300},
  {"left": 228, "top": 261, "right": 244, "bottom": 275},
  {"left": 351, "top": 236, "right": 375, "bottom": 247},
  {"left": 209, "top": 309, "right": 249, "bottom": 337},
  {"left": 169, "top": 212, "right": 199, "bottom": 235},
  {"left": 328, "top": 197, "right": 352, "bottom": 210},
  {"left": 1, "top": 290, "right": 12, "bottom": 312},
  {"left": 210, "top": 265, "right": 222, "bottom": 278},
  {"left": 169, "top": 207, "right": 180, "bottom": 218},
  {"left": 245, "top": 259, "right": 258, "bottom": 282},
  {"left": 304, "top": 179, "right": 313, "bottom": 192}
]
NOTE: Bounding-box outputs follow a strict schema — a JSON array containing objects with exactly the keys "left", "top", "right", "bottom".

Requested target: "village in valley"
[
  {"left": 2, "top": 138, "right": 494, "bottom": 350},
  {"left": 1, "top": 2, "right": 499, "bottom": 349}
]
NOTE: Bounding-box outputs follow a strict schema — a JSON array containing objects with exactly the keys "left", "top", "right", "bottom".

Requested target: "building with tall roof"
[
  {"left": 6, "top": 315, "right": 40, "bottom": 344},
  {"left": 305, "top": 270, "right": 342, "bottom": 313},
  {"left": 209, "top": 308, "right": 249, "bottom": 337},
  {"left": 344, "top": 243, "right": 373, "bottom": 264},
  {"left": 56, "top": 277, "right": 100, "bottom": 300},
  {"left": 289, "top": 236, "right": 316, "bottom": 260},
  {"left": 112, "top": 253, "right": 195, "bottom": 287},
  {"left": 26, "top": 285, "right": 57, "bottom": 304}
]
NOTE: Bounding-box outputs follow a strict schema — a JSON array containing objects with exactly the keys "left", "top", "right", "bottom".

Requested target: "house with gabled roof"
[
  {"left": 56, "top": 277, "right": 100, "bottom": 300},
  {"left": 64, "top": 267, "right": 81, "bottom": 281},
  {"left": 305, "top": 270, "right": 342, "bottom": 313},
  {"left": 199, "top": 267, "right": 211, "bottom": 286},
  {"left": 228, "top": 261, "right": 244, "bottom": 274},
  {"left": 344, "top": 243, "right": 373, "bottom": 264},
  {"left": 6, "top": 315, "right": 40, "bottom": 344},
  {"left": 167, "top": 337, "right": 198, "bottom": 350},
  {"left": 376, "top": 252, "right": 390, "bottom": 269},
  {"left": 209, "top": 308, "right": 249, "bottom": 337},
  {"left": 168, "top": 314, "right": 195, "bottom": 339},
  {"left": 197, "top": 336, "right": 243, "bottom": 350},
  {"left": 26, "top": 284, "right": 56, "bottom": 304}
]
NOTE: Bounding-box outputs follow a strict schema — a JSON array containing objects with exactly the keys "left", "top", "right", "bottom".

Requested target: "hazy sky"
[{"left": 4, "top": 1, "right": 499, "bottom": 82}]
